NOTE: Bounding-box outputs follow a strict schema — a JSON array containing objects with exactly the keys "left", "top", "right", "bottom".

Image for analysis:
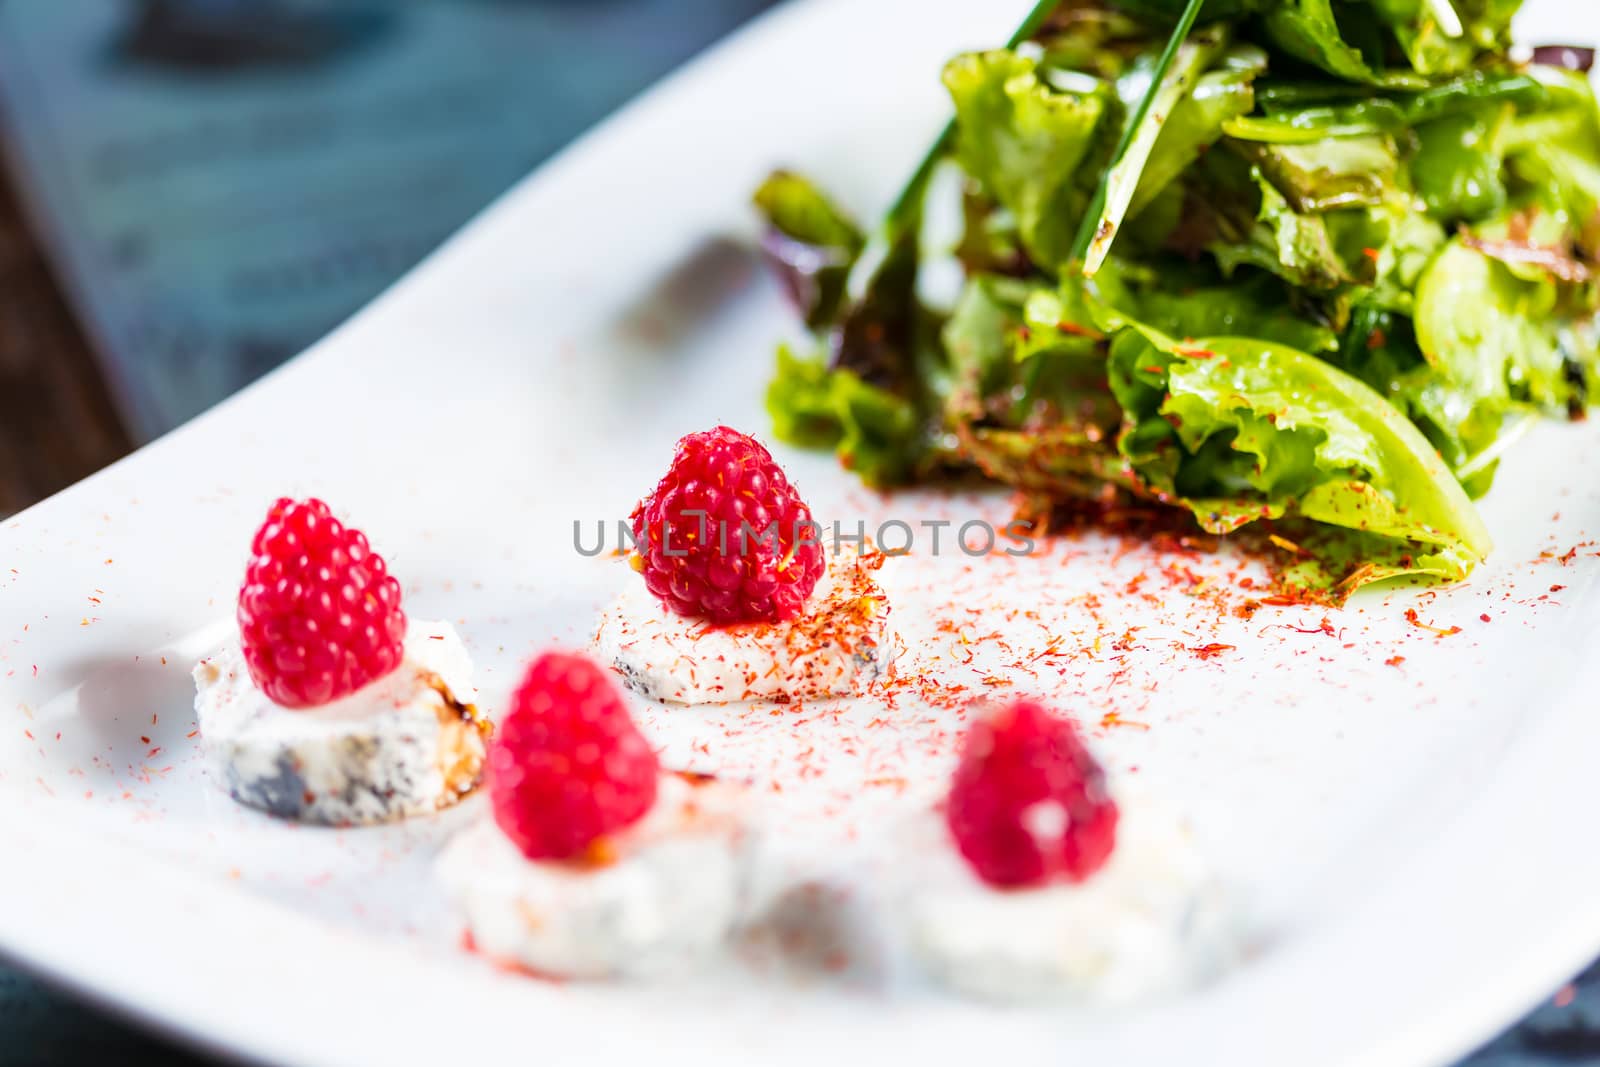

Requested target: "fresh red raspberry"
[
  {"left": 237, "top": 497, "right": 406, "bottom": 709},
  {"left": 946, "top": 700, "right": 1118, "bottom": 888},
  {"left": 631, "top": 426, "right": 824, "bottom": 625},
  {"left": 488, "top": 651, "right": 660, "bottom": 861}
]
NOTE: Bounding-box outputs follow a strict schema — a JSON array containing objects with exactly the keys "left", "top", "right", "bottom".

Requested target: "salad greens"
[{"left": 755, "top": 0, "right": 1600, "bottom": 599}]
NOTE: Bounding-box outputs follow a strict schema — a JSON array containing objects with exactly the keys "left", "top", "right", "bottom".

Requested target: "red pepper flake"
[
  {"left": 1100, "top": 711, "right": 1150, "bottom": 731},
  {"left": 147, "top": 747, "right": 161, "bottom": 758},
  {"left": 1404, "top": 607, "right": 1461, "bottom": 637},
  {"left": 1190, "top": 642, "right": 1235, "bottom": 660},
  {"left": 23, "top": 729, "right": 33, "bottom": 740},
  {"left": 1550, "top": 584, "right": 1566, "bottom": 593},
  {"left": 1385, "top": 655, "right": 1406, "bottom": 667},
  {"left": 186, "top": 730, "right": 199, "bottom": 739},
  {"left": 139, "top": 735, "right": 151, "bottom": 744},
  {"left": 429, "top": 634, "right": 445, "bottom": 640},
  {"left": 1479, "top": 613, "right": 1492, "bottom": 623}
]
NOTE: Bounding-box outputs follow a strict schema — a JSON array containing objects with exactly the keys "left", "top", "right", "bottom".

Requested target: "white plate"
[{"left": 2, "top": 1, "right": 1599, "bottom": 1064}]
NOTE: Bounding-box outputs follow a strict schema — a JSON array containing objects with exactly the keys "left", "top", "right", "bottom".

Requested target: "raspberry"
[
  {"left": 488, "top": 651, "right": 660, "bottom": 861},
  {"left": 946, "top": 700, "right": 1118, "bottom": 888},
  {"left": 237, "top": 498, "right": 406, "bottom": 709},
  {"left": 631, "top": 426, "right": 824, "bottom": 625}
]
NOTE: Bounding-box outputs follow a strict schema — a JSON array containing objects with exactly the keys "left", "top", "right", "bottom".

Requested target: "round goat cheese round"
[
  {"left": 192, "top": 620, "right": 488, "bottom": 825},
  {"left": 437, "top": 772, "right": 749, "bottom": 979},
  {"left": 894, "top": 790, "right": 1237, "bottom": 1003},
  {"left": 594, "top": 548, "right": 894, "bottom": 704}
]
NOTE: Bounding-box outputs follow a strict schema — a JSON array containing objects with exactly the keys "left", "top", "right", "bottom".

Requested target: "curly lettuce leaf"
[
  {"left": 1504, "top": 70, "right": 1600, "bottom": 228},
  {"left": 944, "top": 49, "right": 1115, "bottom": 272},
  {"left": 1104, "top": 319, "right": 1492, "bottom": 585},
  {"left": 767, "top": 345, "right": 925, "bottom": 488},
  {"left": 753, "top": 171, "right": 865, "bottom": 330},
  {"left": 1211, "top": 170, "right": 1357, "bottom": 288},
  {"left": 940, "top": 274, "right": 1132, "bottom": 494}
]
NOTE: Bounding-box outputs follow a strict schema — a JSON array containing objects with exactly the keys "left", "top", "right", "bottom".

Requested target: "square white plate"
[{"left": 3, "top": 2, "right": 1599, "bottom": 1065}]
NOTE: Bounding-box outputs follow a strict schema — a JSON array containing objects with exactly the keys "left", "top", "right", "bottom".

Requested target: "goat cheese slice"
[
  {"left": 895, "top": 789, "right": 1238, "bottom": 1002},
  {"left": 595, "top": 548, "right": 893, "bottom": 704},
  {"left": 192, "top": 620, "right": 488, "bottom": 825},
  {"left": 437, "top": 772, "right": 750, "bottom": 979}
]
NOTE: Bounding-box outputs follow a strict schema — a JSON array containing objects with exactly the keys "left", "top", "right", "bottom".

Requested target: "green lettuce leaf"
[
  {"left": 1237, "top": 132, "right": 1400, "bottom": 212},
  {"left": 944, "top": 49, "right": 1116, "bottom": 272},
  {"left": 1083, "top": 25, "right": 1233, "bottom": 272},
  {"left": 1411, "top": 104, "right": 1510, "bottom": 222},
  {"left": 1414, "top": 238, "right": 1589, "bottom": 415},
  {"left": 1228, "top": 71, "right": 1544, "bottom": 144},
  {"left": 767, "top": 345, "right": 925, "bottom": 488},
  {"left": 1262, "top": 0, "right": 1425, "bottom": 87},
  {"left": 1104, "top": 319, "right": 1493, "bottom": 586},
  {"left": 1128, "top": 46, "right": 1264, "bottom": 219}
]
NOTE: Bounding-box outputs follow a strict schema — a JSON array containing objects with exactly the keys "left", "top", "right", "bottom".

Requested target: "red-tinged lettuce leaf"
[{"left": 753, "top": 171, "right": 865, "bottom": 330}]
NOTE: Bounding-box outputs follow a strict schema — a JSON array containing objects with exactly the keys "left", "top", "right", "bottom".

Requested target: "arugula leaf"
[
  {"left": 944, "top": 50, "right": 1116, "bottom": 272},
  {"left": 1262, "top": 0, "right": 1425, "bottom": 87},
  {"left": 1227, "top": 71, "right": 1543, "bottom": 143},
  {"left": 1103, "top": 320, "right": 1493, "bottom": 585},
  {"left": 753, "top": 171, "right": 865, "bottom": 329}
]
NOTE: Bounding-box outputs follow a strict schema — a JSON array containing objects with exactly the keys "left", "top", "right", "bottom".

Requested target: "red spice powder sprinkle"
[{"left": 1404, "top": 608, "right": 1461, "bottom": 637}]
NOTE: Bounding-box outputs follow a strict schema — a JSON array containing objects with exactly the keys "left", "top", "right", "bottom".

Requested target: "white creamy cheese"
[
  {"left": 437, "top": 772, "right": 750, "bottom": 979},
  {"left": 594, "top": 547, "right": 894, "bottom": 704},
  {"left": 894, "top": 789, "right": 1237, "bottom": 1002},
  {"left": 192, "top": 620, "right": 487, "bottom": 825}
]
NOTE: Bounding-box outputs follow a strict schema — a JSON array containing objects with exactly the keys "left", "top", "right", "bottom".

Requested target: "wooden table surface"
[{"left": 0, "top": 163, "right": 132, "bottom": 518}]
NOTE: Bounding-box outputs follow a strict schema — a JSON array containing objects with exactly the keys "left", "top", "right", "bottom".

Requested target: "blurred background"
[
  {"left": 1, "top": 1, "right": 1598, "bottom": 1065},
  {"left": 0, "top": 0, "right": 777, "bottom": 517}
]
